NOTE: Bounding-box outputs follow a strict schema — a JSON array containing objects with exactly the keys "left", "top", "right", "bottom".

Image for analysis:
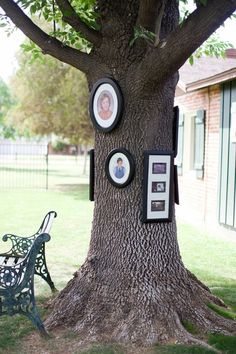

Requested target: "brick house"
[{"left": 175, "top": 49, "right": 236, "bottom": 233}]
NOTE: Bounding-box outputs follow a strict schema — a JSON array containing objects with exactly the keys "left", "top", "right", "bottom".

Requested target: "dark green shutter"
[
  {"left": 194, "top": 109, "right": 205, "bottom": 179},
  {"left": 176, "top": 113, "right": 184, "bottom": 175}
]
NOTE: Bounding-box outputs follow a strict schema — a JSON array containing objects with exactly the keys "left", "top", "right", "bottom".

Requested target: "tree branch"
[
  {"left": 0, "top": 0, "right": 97, "bottom": 75},
  {"left": 55, "top": 0, "right": 102, "bottom": 46},
  {"left": 154, "top": 0, "right": 167, "bottom": 46},
  {"left": 137, "top": 0, "right": 236, "bottom": 89},
  {"left": 136, "top": 0, "right": 161, "bottom": 32}
]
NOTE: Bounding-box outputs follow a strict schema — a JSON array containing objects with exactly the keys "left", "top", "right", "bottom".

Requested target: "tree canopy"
[
  {"left": 9, "top": 51, "right": 93, "bottom": 145},
  {"left": 1, "top": 0, "right": 235, "bottom": 80},
  {"left": 0, "top": 77, "right": 16, "bottom": 139}
]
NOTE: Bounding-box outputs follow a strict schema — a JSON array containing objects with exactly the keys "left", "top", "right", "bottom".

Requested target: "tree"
[
  {"left": 0, "top": 77, "right": 16, "bottom": 138},
  {"left": 9, "top": 51, "right": 93, "bottom": 148},
  {"left": 1, "top": 0, "right": 236, "bottom": 349}
]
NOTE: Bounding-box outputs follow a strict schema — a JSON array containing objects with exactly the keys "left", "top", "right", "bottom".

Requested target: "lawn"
[{"left": 0, "top": 156, "right": 235, "bottom": 353}]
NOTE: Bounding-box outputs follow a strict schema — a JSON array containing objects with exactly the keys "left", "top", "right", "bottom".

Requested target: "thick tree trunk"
[{"left": 46, "top": 76, "right": 236, "bottom": 346}]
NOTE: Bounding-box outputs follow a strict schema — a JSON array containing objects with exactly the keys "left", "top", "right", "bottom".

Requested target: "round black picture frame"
[
  {"left": 105, "top": 148, "right": 135, "bottom": 188},
  {"left": 89, "top": 78, "right": 123, "bottom": 133}
]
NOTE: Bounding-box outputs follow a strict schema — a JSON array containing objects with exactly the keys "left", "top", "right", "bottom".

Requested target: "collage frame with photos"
[{"left": 143, "top": 150, "right": 174, "bottom": 223}]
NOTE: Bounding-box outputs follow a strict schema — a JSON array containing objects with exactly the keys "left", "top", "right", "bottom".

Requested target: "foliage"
[
  {"left": 9, "top": 50, "right": 93, "bottom": 145},
  {"left": 0, "top": 78, "right": 17, "bottom": 139},
  {"left": 0, "top": 0, "right": 233, "bottom": 61},
  {"left": 189, "top": 34, "right": 233, "bottom": 65},
  {"left": 130, "top": 25, "right": 156, "bottom": 46},
  {"left": 179, "top": 2, "right": 234, "bottom": 64},
  {"left": 22, "top": 0, "right": 98, "bottom": 52}
]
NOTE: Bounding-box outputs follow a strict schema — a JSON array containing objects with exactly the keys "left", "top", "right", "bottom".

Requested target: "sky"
[{"left": 0, "top": 16, "right": 236, "bottom": 83}]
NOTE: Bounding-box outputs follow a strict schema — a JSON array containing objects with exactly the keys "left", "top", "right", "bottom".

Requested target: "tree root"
[{"left": 45, "top": 264, "right": 236, "bottom": 351}]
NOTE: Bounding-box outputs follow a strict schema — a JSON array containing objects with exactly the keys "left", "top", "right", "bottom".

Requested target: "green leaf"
[
  {"left": 30, "top": 4, "right": 37, "bottom": 14},
  {"left": 189, "top": 55, "right": 194, "bottom": 65},
  {"left": 199, "top": 0, "right": 208, "bottom": 6}
]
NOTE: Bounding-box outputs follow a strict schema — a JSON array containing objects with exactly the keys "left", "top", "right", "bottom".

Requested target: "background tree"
[
  {"left": 9, "top": 51, "right": 93, "bottom": 153},
  {"left": 0, "top": 77, "right": 16, "bottom": 139},
  {"left": 1, "top": 0, "right": 236, "bottom": 350}
]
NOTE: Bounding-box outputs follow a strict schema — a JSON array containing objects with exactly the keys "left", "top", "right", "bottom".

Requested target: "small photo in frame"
[
  {"left": 105, "top": 148, "right": 135, "bottom": 188},
  {"left": 143, "top": 150, "right": 174, "bottom": 223},
  {"left": 151, "top": 200, "right": 165, "bottom": 212},
  {"left": 89, "top": 78, "right": 123, "bottom": 133},
  {"left": 152, "top": 162, "right": 167, "bottom": 174},
  {"left": 152, "top": 181, "right": 166, "bottom": 193}
]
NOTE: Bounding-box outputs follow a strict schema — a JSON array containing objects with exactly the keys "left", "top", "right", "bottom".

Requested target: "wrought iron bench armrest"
[{"left": 2, "top": 234, "right": 35, "bottom": 257}]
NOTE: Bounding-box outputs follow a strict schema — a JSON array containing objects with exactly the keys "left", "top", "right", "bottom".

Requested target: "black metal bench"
[
  {"left": 0, "top": 232, "right": 51, "bottom": 336},
  {"left": 0, "top": 211, "right": 57, "bottom": 293},
  {"left": 0, "top": 211, "right": 57, "bottom": 335}
]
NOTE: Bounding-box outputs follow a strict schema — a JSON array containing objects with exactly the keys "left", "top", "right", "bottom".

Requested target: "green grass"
[
  {"left": 177, "top": 222, "right": 236, "bottom": 310},
  {"left": 182, "top": 320, "right": 199, "bottom": 335},
  {"left": 0, "top": 297, "right": 49, "bottom": 352},
  {"left": 207, "top": 302, "right": 236, "bottom": 320},
  {"left": 0, "top": 157, "right": 235, "bottom": 353},
  {"left": 208, "top": 334, "right": 236, "bottom": 354}
]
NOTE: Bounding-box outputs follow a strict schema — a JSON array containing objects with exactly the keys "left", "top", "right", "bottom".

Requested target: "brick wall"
[{"left": 175, "top": 84, "right": 221, "bottom": 225}]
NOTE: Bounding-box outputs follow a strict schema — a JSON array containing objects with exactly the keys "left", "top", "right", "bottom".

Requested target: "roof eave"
[{"left": 184, "top": 68, "right": 236, "bottom": 92}]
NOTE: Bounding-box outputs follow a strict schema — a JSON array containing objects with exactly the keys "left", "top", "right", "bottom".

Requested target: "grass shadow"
[{"left": 55, "top": 184, "right": 89, "bottom": 200}]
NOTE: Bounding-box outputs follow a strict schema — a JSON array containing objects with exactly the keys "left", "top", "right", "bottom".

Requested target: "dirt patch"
[{"left": 6, "top": 328, "right": 155, "bottom": 354}]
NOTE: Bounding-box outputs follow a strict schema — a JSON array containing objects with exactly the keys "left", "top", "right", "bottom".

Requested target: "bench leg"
[
  {"left": 24, "top": 307, "right": 49, "bottom": 337},
  {"left": 34, "top": 244, "right": 57, "bottom": 293},
  {"left": 18, "top": 282, "right": 49, "bottom": 337},
  {"left": 1, "top": 288, "right": 49, "bottom": 337}
]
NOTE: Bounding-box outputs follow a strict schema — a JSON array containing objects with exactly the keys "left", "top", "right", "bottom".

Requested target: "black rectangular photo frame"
[
  {"left": 89, "top": 149, "right": 95, "bottom": 201},
  {"left": 173, "top": 106, "right": 179, "bottom": 158},
  {"left": 143, "top": 150, "right": 174, "bottom": 223},
  {"left": 174, "top": 165, "right": 179, "bottom": 205}
]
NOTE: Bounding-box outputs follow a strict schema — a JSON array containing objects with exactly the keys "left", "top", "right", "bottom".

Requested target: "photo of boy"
[{"left": 114, "top": 157, "right": 125, "bottom": 179}]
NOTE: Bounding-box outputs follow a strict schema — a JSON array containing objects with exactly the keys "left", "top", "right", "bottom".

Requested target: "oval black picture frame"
[
  {"left": 105, "top": 148, "right": 135, "bottom": 188},
  {"left": 89, "top": 78, "right": 123, "bottom": 133}
]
